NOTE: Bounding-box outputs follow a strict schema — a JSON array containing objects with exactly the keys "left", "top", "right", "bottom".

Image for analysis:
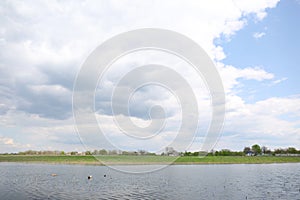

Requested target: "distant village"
[{"left": 2, "top": 144, "right": 300, "bottom": 157}]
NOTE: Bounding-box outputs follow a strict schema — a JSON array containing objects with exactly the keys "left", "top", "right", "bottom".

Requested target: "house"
[
  {"left": 246, "top": 150, "right": 255, "bottom": 156},
  {"left": 165, "top": 147, "right": 179, "bottom": 156}
]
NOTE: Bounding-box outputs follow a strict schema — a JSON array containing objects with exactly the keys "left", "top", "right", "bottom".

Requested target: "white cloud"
[
  {"left": 0, "top": 110, "right": 82, "bottom": 152},
  {"left": 29, "top": 84, "right": 71, "bottom": 99},
  {"left": 0, "top": 0, "right": 279, "bottom": 67},
  {"left": 0, "top": 136, "right": 14, "bottom": 145},
  {"left": 221, "top": 95, "right": 300, "bottom": 149},
  {"left": 217, "top": 63, "right": 274, "bottom": 93},
  {"left": 0, "top": 135, "right": 31, "bottom": 152},
  {"left": 253, "top": 32, "right": 266, "bottom": 38},
  {"left": 233, "top": 0, "right": 280, "bottom": 20},
  {"left": 271, "top": 77, "right": 288, "bottom": 85},
  {"left": 1, "top": 0, "right": 292, "bottom": 152}
]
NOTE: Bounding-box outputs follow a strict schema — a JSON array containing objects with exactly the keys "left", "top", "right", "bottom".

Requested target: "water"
[{"left": 0, "top": 163, "right": 299, "bottom": 200}]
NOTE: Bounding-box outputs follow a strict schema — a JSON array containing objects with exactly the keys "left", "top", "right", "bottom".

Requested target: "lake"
[{"left": 0, "top": 163, "right": 299, "bottom": 199}]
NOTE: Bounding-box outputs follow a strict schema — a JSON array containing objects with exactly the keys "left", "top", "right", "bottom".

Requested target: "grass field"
[{"left": 1, "top": 155, "right": 300, "bottom": 165}]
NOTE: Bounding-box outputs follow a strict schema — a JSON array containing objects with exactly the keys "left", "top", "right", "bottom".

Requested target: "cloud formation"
[
  {"left": 253, "top": 32, "right": 266, "bottom": 39},
  {"left": 2, "top": 0, "right": 298, "bottom": 153}
]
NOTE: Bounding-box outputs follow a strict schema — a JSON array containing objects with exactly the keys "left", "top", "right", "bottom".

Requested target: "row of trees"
[
  {"left": 183, "top": 145, "right": 300, "bottom": 156},
  {"left": 12, "top": 149, "right": 156, "bottom": 156},
  {"left": 17, "top": 150, "right": 65, "bottom": 155},
  {"left": 243, "top": 144, "right": 300, "bottom": 156},
  {"left": 90, "top": 149, "right": 155, "bottom": 156},
  {"left": 4, "top": 145, "right": 300, "bottom": 156}
]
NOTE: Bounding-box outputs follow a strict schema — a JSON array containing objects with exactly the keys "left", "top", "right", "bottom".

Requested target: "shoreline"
[
  {"left": 1, "top": 161, "right": 300, "bottom": 166},
  {"left": 1, "top": 155, "right": 300, "bottom": 166}
]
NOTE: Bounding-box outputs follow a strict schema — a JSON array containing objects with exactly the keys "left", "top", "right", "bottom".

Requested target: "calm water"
[{"left": 0, "top": 163, "right": 299, "bottom": 200}]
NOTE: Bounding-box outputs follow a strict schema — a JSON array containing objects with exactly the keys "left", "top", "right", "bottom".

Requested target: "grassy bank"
[
  {"left": 175, "top": 156, "right": 300, "bottom": 164},
  {"left": 1, "top": 155, "right": 300, "bottom": 165}
]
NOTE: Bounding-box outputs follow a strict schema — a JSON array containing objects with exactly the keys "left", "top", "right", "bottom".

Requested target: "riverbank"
[{"left": 1, "top": 155, "right": 300, "bottom": 165}]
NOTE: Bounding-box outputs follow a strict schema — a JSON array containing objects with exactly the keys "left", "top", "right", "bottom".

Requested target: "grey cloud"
[
  {"left": 39, "top": 63, "right": 79, "bottom": 90},
  {"left": 0, "top": 61, "right": 76, "bottom": 119},
  {"left": 15, "top": 83, "right": 72, "bottom": 120},
  {"left": 95, "top": 66, "right": 184, "bottom": 120}
]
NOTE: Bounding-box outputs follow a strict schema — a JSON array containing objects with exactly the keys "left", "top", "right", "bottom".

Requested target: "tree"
[
  {"left": 183, "top": 151, "right": 192, "bottom": 156},
  {"left": 99, "top": 149, "right": 108, "bottom": 155},
  {"left": 92, "top": 150, "right": 99, "bottom": 155},
  {"left": 192, "top": 151, "right": 199, "bottom": 156},
  {"left": 109, "top": 150, "right": 117, "bottom": 155},
  {"left": 287, "top": 147, "right": 297, "bottom": 154},
  {"left": 219, "top": 149, "right": 231, "bottom": 156},
  {"left": 243, "top": 147, "right": 251, "bottom": 154},
  {"left": 138, "top": 150, "right": 147, "bottom": 155},
  {"left": 261, "top": 146, "right": 267, "bottom": 154},
  {"left": 265, "top": 148, "right": 272, "bottom": 155},
  {"left": 214, "top": 151, "right": 219, "bottom": 156},
  {"left": 251, "top": 144, "right": 261, "bottom": 155},
  {"left": 274, "top": 148, "right": 285, "bottom": 154}
]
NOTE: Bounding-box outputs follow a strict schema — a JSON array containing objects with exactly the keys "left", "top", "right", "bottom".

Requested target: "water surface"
[{"left": 0, "top": 163, "right": 299, "bottom": 199}]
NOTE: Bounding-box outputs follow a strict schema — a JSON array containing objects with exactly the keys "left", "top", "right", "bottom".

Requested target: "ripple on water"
[{"left": 0, "top": 163, "right": 300, "bottom": 199}]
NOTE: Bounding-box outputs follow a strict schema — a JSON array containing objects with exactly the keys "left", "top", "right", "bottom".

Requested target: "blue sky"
[
  {"left": 0, "top": 0, "right": 299, "bottom": 153},
  {"left": 221, "top": 0, "right": 300, "bottom": 102}
]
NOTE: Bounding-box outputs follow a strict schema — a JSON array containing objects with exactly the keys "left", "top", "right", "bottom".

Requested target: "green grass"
[
  {"left": 0, "top": 155, "right": 300, "bottom": 165},
  {"left": 175, "top": 156, "right": 300, "bottom": 164},
  {"left": 0, "top": 155, "right": 97, "bottom": 164}
]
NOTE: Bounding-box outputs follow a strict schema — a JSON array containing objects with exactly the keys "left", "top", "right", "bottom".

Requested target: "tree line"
[
  {"left": 4, "top": 149, "right": 156, "bottom": 156},
  {"left": 211, "top": 144, "right": 300, "bottom": 156},
  {"left": 2, "top": 144, "right": 300, "bottom": 156}
]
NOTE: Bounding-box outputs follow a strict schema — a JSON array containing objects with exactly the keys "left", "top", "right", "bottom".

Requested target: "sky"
[{"left": 0, "top": 0, "right": 300, "bottom": 153}]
